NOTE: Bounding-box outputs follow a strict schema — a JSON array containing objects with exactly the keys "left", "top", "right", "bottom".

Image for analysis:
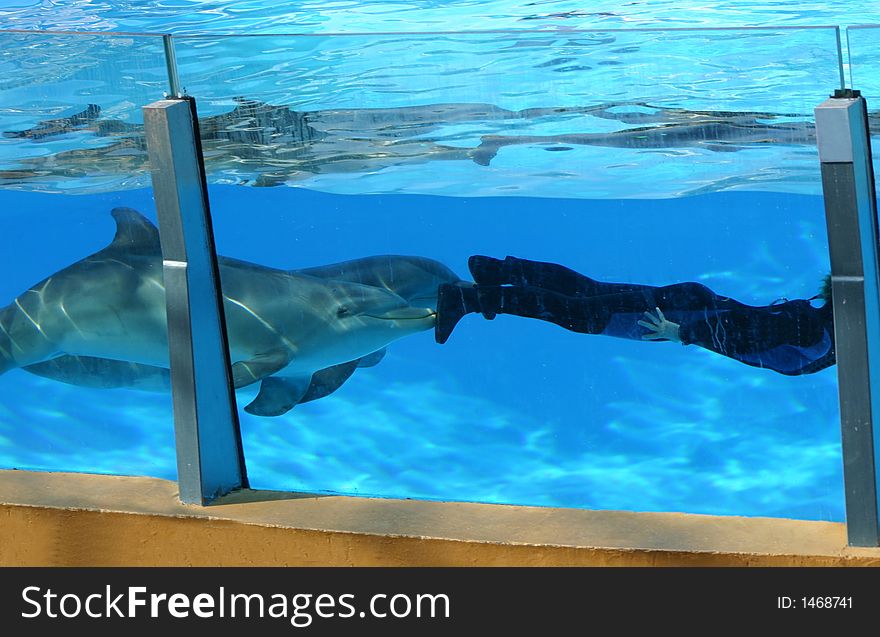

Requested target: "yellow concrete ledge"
[{"left": 1, "top": 469, "right": 879, "bottom": 566}]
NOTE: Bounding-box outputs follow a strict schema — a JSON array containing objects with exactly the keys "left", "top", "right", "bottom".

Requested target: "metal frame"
[
  {"left": 143, "top": 97, "right": 247, "bottom": 504},
  {"left": 133, "top": 32, "right": 880, "bottom": 538},
  {"left": 162, "top": 34, "right": 183, "bottom": 98},
  {"left": 815, "top": 90, "right": 880, "bottom": 546}
]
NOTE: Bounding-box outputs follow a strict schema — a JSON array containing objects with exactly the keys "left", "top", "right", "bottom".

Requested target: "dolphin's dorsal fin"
[{"left": 108, "top": 207, "right": 161, "bottom": 255}]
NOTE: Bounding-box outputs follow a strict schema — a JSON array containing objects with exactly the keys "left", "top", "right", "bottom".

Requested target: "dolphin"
[
  {"left": 0, "top": 207, "right": 466, "bottom": 416},
  {"left": 469, "top": 119, "right": 818, "bottom": 165}
]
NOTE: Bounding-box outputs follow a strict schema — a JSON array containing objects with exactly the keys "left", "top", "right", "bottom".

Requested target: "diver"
[{"left": 435, "top": 255, "right": 835, "bottom": 376}]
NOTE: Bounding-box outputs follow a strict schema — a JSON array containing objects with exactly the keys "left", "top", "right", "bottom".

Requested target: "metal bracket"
[
  {"left": 815, "top": 92, "right": 880, "bottom": 546},
  {"left": 143, "top": 97, "right": 247, "bottom": 505}
]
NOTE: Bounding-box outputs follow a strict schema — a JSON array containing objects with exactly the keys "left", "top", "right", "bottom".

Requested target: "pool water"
[
  {"left": 0, "top": 184, "right": 842, "bottom": 520},
  {"left": 0, "top": 0, "right": 878, "bottom": 33},
  {"left": 0, "top": 1, "right": 873, "bottom": 521}
]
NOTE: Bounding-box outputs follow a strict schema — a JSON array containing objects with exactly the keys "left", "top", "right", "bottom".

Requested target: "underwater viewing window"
[
  {"left": 1, "top": 25, "right": 879, "bottom": 551},
  {"left": 0, "top": 30, "right": 177, "bottom": 477}
]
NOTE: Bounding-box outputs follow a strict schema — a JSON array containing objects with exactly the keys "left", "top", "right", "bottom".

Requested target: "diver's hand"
[{"left": 638, "top": 307, "right": 682, "bottom": 342}]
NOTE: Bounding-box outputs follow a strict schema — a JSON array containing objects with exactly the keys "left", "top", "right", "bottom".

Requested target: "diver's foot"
[
  {"left": 435, "top": 284, "right": 473, "bottom": 344},
  {"left": 468, "top": 255, "right": 506, "bottom": 286}
]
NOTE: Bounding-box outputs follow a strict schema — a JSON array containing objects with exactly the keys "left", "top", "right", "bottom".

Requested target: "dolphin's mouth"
[{"left": 363, "top": 307, "right": 436, "bottom": 321}]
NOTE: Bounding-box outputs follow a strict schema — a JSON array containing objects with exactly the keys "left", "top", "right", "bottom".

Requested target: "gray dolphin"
[{"left": 0, "top": 207, "right": 465, "bottom": 416}]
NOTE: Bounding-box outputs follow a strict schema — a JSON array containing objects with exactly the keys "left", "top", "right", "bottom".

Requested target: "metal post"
[
  {"left": 143, "top": 97, "right": 247, "bottom": 504},
  {"left": 815, "top": 89, "right": 880, "bottom": 546},
  {"left": 162, "top": 35, "right": 183, "bottom": 98}
]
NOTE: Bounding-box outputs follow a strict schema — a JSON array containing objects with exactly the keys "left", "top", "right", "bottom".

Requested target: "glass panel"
[
  {"left": 0, "top": 31, "right": 176, "bottom": 479},
  {"left": 174, "top": 27, "right": 841, "bottom": 198},
  {"left": 170, "top": 27, "right": 844, "bottom": 520},
  {"left": 846, "top": 26, "right": 880, "bottom": 185}
]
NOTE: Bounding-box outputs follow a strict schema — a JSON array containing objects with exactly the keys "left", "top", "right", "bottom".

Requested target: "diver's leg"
[
  {"left": 489, "top": 286, "right": 629, "bottom": 334},
  {"left": 436, "top": 284, "right": 628, "bottom": 344},
  {"left": 493, "top": 282, "right": 727, "bottom": 335},
  {"left": 651, "top": 281, "right": 725, "bottom": 310},
  {"left": 435, "top": 280, "right": 726, "bottom": 345},
  {"left": 468, "top": 255, "right": 650, "bottom": 297}
]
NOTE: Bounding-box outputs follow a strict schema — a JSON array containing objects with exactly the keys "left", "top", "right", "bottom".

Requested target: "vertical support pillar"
[
  {"left": 143, "top": 97, "right": 247, "bottom": 504},
  {"left": 815, "top": 89, "right": 880, "bottom": 546}
]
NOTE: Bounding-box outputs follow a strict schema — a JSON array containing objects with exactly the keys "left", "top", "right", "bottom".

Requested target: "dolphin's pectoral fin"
[
  {"left": 299, "top": 360, "right": 360, "bottom": 405},
  {"left": 244, "top": 359, "right": 363, "bottom": 417},
  {"left": 107, "top": 207, "right": 162, "bottom": 255},
  {"left": 230, "top": 349, "right": 294, "bottom": 388},
  {"left": 357, "top": 348, "right": 387, "bottom": 368},
  {"left": 23, "top": 355, "right": 171, "bottom": 391},
  {"left": 243, "top": 376, "right": 311, "bottom": 417}
]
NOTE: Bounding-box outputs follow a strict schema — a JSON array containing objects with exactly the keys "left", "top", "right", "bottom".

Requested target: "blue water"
[
  {"left": 0, "top": 185, "right": 842, "bottom": 520},
  {"left": 0, "top": 1, "right": 866, "bottom": 521},
  {"left": 0, "top": 0, "right": 879, "bottom": 33}
]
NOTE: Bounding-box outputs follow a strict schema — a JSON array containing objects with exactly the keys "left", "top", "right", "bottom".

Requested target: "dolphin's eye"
[{"left": 336, "top": 306, "right": 351, "bottom": 317}]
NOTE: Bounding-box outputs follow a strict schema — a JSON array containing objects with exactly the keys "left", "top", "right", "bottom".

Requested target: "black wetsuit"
[{"left": 461, "top": 257, "right": 836, "bottom": 376}]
